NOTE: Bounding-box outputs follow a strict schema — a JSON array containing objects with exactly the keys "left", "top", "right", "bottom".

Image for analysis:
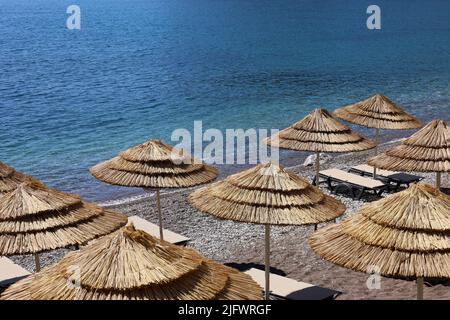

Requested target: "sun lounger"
[
  {"left": 319, "top": 168, "right": 388, "bottom": 199},
  {"left": 244, "top": 268, "right": 341, "bottom": 300},
  {"left": 128, "top": 215, "right": 190, "bottom": 246},
  {"left": 0, "top": 257, "right": 31, "bottom": 288},
  {"left": 348, "top": 164, "right": 423, "bottom": 190}
]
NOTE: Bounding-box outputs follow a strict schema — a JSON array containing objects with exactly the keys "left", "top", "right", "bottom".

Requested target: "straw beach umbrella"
[
  {"left": 334, "top": 94, "right": 422, "bottom": 176},
  {"left": 334, "top": 94, "right": 421, "bottom": 135},
  {"left": 265, "top": 108, "right": 375, "bottom": 185},
  {"left": 368, "top": 119, "right": 449, "bottom": 188},
  {"left": 90, "top": 140, "right": 218, "bottom": 241},
  {"left": 310, "top": 183, "right": 450, "bottom": 299},
  {"left": 189, "top": 163, "right": 346, "bottom": 299},
  {"left": 0, "top": 161, "right": 34, "bottom": 195},
  {"left": 0, "top": 180, "right": 127, "bottom": 271},
  {"left": 0, "top": 225, "right": 262, "bottom": 300}
]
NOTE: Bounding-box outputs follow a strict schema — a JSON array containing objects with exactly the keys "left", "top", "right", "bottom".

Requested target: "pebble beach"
[{"left": 11, "top": 140, "right": 449, "bottom": 300}]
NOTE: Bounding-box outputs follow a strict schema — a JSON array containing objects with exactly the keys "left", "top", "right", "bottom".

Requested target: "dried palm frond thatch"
[
  {"left": 189, "top": 162, "right": 346, "bottom": 299},
  {"left": 0, "top": 181, "right": 127, "bottom": 257},
  {"left": 368, "top": 120, "right": 449, "bottom": 187},
  {"left": 334, "top": 94, "right": 422, "bottom": 178},
  {"left": 309, "top": 183, "right": 450, "bottom": 299},
  {"left": 90, "top": 139, "right": 218, "bottom": 241},
  {"left": 265, "top": 108, "right": 375, "bottom": 153},
  {"left": 189, "top": 163, "right": 345, "bottom": 225},
  {"left": 90, "top": 140, "right": 218, "bottom": 188},
  {"left": 369, "top": 119, "right": 449, "bottom": 172},
  {"left": 0, "top": 162, "right": 34, "bottom": 195},
  {"left": 0, "top": 225, "right": 262, "bottom": 300},
  {"left": 334, "top": 94, "right": 422, "bottom": 130},
  {"left": 264, "top": 108, "right": 375, "bottom": 185}
]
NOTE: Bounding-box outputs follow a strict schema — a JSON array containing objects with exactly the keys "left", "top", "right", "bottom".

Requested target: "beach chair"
[
  {"left": 348, "top": 164, "right": 423, "bottom": 190},
  {"left": 0, "top": 257, "right": 31, "bottom": 289},
  {"left": 244, "top": 268, "right": 341, "bottom": 300},
  {"left": 319, "top": 168, "right": 388, "bottom": 199},
  {"left": 128, "top": 215, "right": 190, "bottom": 246}
]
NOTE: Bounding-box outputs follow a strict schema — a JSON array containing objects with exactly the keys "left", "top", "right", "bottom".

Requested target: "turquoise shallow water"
[{"left": 0, "top": 0, "right": 449, "bottom": 201}]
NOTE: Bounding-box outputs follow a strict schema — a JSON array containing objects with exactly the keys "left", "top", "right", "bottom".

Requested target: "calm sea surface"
[{"left": 0, "top": 0, "right": 449, "bottom": 201}]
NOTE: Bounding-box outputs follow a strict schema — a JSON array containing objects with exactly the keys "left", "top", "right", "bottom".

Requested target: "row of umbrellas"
[
  {"left": 0, "top": 161, "right": 262, "bottom": 299},
  {"left": 264, "top": 94, "right": 447, "bottom": 188},
  {"left": 0, "top": 94, "right": 448, "bottom": 300},
  {"left": 1, "top": 160, "right": 448, "bottom": 300}
]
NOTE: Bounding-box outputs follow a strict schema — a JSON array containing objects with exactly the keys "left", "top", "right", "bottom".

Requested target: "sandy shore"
[{"left": 11, "top": 141, "right": 449, "bottom": 300}]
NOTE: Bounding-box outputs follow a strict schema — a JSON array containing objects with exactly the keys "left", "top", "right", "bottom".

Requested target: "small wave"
[
  {"left": 99, "top": 193, "right": 149, "bottom": 207},
  {"left": 99, "top": 187, "right": 196, "bottom": 207},
  {"left": 381, "top": 137, "right": 406, "bottom": 145}
]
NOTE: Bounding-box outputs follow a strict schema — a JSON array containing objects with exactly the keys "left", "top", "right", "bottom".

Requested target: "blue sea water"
[{"left": 0, "top": 0, "right": 449, "bottom": 201}]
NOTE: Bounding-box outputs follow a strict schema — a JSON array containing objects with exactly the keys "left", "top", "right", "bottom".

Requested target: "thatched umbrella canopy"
[
  {"left": 0, "top": 162, "right": 34, "bottom": 195},
  {"left": 334, "top": 94, "right": 422, "bottom": 177},
  {"left": 189, "top": 163, "right": 346, "bottom": 299},
  {"left": 0, "top": 181, "right": 127, "bottom": 271},
  {"left": 334, "top": 94, "right": 421, "bottom": 130},
  {"left": 368, "top": 119, "right": 449, "bottom": 188},
  {"left": 90, "top": 139, "right": 218, "bottom": 240},
  {"left": 264, "top": 108, "right": 375, "bottom": 185},
  {"left": 309, "top": 183, "right": 450, "bottom": 300},
  {"left": 0, "top": 225, "right": 262, "bottom": 300}
]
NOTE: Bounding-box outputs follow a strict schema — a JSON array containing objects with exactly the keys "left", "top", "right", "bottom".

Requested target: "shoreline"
[{"left": 98, "top": 136, "right": 409, "bottom": 208}]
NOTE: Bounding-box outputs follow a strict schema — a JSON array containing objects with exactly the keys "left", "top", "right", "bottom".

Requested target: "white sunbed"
[
  {"left": 349, "top": 164, "right": 423, "bottom": 190},
  {"left": 128, "top": 215, "right": 190, "bottom": 245},
  {"left": 244, "top": 268, "right": 340, "bottom": 300},
  {"left": 0, "top": 257, "right": 31, "bottom": 288},
  {"left": 319, "top": 168, "right": 388, "bottom": 199}
]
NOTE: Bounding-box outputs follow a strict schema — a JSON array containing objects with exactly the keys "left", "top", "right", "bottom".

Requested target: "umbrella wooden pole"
[
  {"left": 34, "top": 253, "right": 41, "bottom": 272},
  {"left": 314, "top": 151, "right": 320, "bottom": 230},
  {"left": 373, "top": 128, "right": 380, "bottom": 179},
  {"left": 156, "top": 189, "right": 164, "bottom": 240},
  {"left": 264, "top": 224, "right": 271, "bottom": 300},
  {"left": 435, "top": 172, "right": 441, "bottom": 189},
  {"left": 315, "top": 151, "right": 320, "bottom": 186},
  {"left": 417, "top": 277, "right": 424, "bottom": 300}
]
